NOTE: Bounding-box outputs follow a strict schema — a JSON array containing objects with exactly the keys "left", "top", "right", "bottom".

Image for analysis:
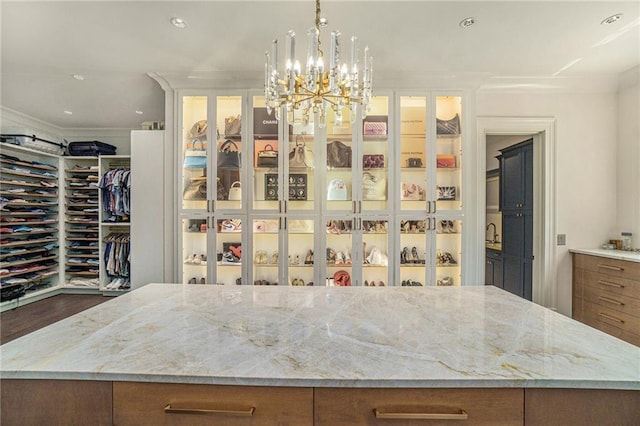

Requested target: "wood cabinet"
[
  {"left": 498, "top": 140, "right": 533, "bottom": 300},
  {"left": 572, "top": 253, "right": 640, "bottom": 346},
  {"left": 113, "top": 382, "right": 313, "bottom": 425},
  {"left": 0, "top": 379, "right": 112, "bottom": 426},
  {"left": 2, "top": 379, "right": 639, "bottom": 425},
  {"left": 315, "top": 388, "right": 523, "bottom": 425}
]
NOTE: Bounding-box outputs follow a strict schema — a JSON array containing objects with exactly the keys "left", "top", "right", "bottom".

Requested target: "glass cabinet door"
[
  {"left": 252, "top": 95, "right": 281, "bottom": 211},
  {"left": 216, "top": 216, "right": 244, "bottom": 285},
  {"left": 251, "top": 217, "right": 280, "bottom": 285},
  {"left": 216, "top": 96, "right": 243, "bottom": 211},
  {"left": 361, "top": 218, "right": 391, "bottom": 287},
  {"left": 325, "top": 107, "right": 354, "bottom": 213},
  {"left": 286, "top": 219, "right": 316, "bottom": 286},
  {"left": 325, "top": 218, "right": 355, "bottom": 286},
  {"left": 287, "top": 110, "right": 316, "bottom": 212},
  {"left": 399, "top": 218, "right": 428, "bottom": 287},
  {"left": 181, "top": 95, "right": 208, "bottom": 212},
  {"left": 181, "top": 216, "right": 208, "bottom": 284},
  {"left": 399, "top": 96, "right": 428, "bottom": 211},
  {"left": 435, "top": 218, "right": 462, "bottom": 286},
  {"left": 435, "top": 96, "right": 462, "bottom": 212},
  {"left": 361, "top": 96, "right": 390, "bottom": 212}
]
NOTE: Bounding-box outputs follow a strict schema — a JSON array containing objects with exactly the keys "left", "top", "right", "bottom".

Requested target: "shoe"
[
  {"left": 335, "top": 251, "right": 344, "bottom": 265},
  {"left": 364, "top": 280, "right": 369, "bottom": 286},
  {"left": 292, "top": 278, "right": 299, "bottom": 286},
  {"left": 304, "top": 249, "right": 314, "bottom": 264},
  {"left": 236, "top": 278, "right": 242, "bottom": 285},
  {"left": 343, "top": 250, "right": 351, "bottom": 265},
  {"left": 402, "top": 247, "right": 412, "bottom": 264},
  {"left": 378, "top": 281, "right": 385, "bottom": 286},
  {"left": 326, "top": 248, "right": 336, "bottom": 264},
  {"left": 298, "top": 279, "right": 305, "bottom": 286},
  {"left": 200, "top": 277, "right": 205, "bottom": 284},
  {"left": 191, "top": 253, "right": 201, "bottom": 265},
  {"left": 411, "top": 247, "right": 419, "bottom": 264},
  {"left": 271, "top": 252, "right": 279, "bottom": 264},
  {"left": 188, "top": 277, "right": 196, "bottom": 284}
]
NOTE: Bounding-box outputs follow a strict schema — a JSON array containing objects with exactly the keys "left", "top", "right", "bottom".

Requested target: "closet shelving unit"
[
  {"left": 63, "top": 158, "right": 100, "bottom": 291},
  {"left": 99, "top": 155, "right": 131, "bottom": 294},
  {"left": 0, "top": 145, "right": 60, "bottom": 302}
]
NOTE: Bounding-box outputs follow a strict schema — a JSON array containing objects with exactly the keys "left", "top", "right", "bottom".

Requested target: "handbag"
[
  {"left": 333, "top": 270, "right": 351, "bottom": 286},
  {"left": 363, "top": 154, "right": 384, "bottom": 169},
  {"left": 363, "top": 115, "right": 388, "bottom": 136},
  {"left": 225, "top": 115, "right": 241, "bottom": 138},
  {"left": 436, "top": 154, "right": 456, "bottom": 168},
  {"left": 228, "top": 181, "right": 242, "bottom": 201},
  {"left": 437, "top": 186, "right": 457, "bottom": 200},
  {"left": 326, "top": 140, "right": 352, "bottom": 168},
  {"left": 183, "top": 139, "right": 207, "bottom": 169},
  {"left": 436, "top": 114, "right": 461, "bottom": 135},
  {"left": 401, "top": 182, "right": 425, "bottom": 200},
  {"left": 257, "top": 144, "right": 278, "bottom": 167},
  {"left": 217, "top": 139, "right": 241, "bottom": 169},
  {"left": 289, "top": 136, "right": 314, "bottom": 168},
  {"left": 188, "top": 120, "right": 208, "bottom": 139},
  {"left": 327, "top": 178, "right": 347, "bottom": 200},
  {"left": 362, "top": 172, "right": 386, "bottom": 200},
  {"left": 183, "top": 179, "right": 207, "bottom": 200}
]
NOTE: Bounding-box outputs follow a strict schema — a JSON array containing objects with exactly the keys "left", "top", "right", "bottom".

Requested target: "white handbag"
[
  {"left": 327, "top": 179, "right": 347, "bottom": 200},
  {"left": 228, "top": 181, "right": 242, "bottom": 201}
]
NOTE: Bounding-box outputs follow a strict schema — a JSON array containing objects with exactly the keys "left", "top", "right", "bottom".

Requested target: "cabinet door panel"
[
  {"left": 500, "top": 150, "right": 522, "bottom": 210},
  {"left": 522, "top": 143, "right": 534, "bottom": 210},
  {"left": 114, "top": 382, "right": 313, "bottom": 426},
  {"left": 503, "top": 254, "right": 523, "bottom": 297},
  {"left": 315, "top": 388, "right": 524, "bottom": 425},
  {"left": 502, "top": 213, "right": 523, "bottom": 257}
]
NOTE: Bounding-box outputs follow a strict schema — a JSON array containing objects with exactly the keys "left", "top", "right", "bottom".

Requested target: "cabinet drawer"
[
  {"left": 574, "top": 254, "right": 640, "bottom": 281},
  {"left": 315, "top": 388, "right": 523, "bottom": 425},
  {"left": 582, "top": 299, "right": 640, "bottom": 342},
  {"left": 583, "top": 281, "right": 640, "bottom": 318},
  {"left": 113, "top": 382, "right": 313, "bottom": 425},
  {"left": 577, "top": 268, "right": 640, "bottom": 300}
]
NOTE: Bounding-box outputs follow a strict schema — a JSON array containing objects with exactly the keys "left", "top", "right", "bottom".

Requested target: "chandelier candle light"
[{"left": 265, "top": 0, "right": 373, "bottom": 127}]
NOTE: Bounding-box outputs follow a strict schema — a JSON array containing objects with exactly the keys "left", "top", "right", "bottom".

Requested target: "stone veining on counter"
[
  {"left": 1, "top": 285, "right": 638, "bottom": 389},
  {"left": 570, "top": 248, "right": 640, "bottom": 263}
]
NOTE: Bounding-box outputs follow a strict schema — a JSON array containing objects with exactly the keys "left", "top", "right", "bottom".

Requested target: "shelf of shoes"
[
  {"left": 63, "top": 161, "right": 100, "bottom": 289},
  {"left": 1, "top": 149, "right": 60, "bottom": 300}
]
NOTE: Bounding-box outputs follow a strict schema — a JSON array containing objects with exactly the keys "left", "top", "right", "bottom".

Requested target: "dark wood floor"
[{"left": 1, "top": 294, "right": 109, "bottom": 344}]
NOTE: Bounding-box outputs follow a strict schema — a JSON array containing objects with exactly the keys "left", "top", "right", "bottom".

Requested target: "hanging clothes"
[
  {"left": 102, "top": 233, "right": 130, "bottom": 278},
  {"left": 99, "top": 168, "right": 131, "bottom": 222}
]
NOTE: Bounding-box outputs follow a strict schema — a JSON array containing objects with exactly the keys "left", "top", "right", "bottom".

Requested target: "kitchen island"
[{"left": 1, "top": 284, "right": 638, "bottom": 425}]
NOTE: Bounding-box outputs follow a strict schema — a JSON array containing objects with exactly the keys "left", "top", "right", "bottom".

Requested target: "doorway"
[{"left": 476, "top": 117, "right": 557, "bottom": 309}]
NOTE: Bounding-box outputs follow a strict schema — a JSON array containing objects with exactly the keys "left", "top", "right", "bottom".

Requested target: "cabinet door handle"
[
  {"left": 373, "top": 408, "right": 468, "bottom": 420},
  {"left": 598, "top": 312, "right": 625, "bottom": 324},
  {"left": 597, "top": 264, "right": 624, "bottom": 272},
  {"left": 598, "top": 296, "right": 625, "bottom": 306},
  {"left": 598, "top": 280, "right": 625, "bottom": 289},
  {"left": 165, "top": 404, "right": 255, "bottom": 417}
]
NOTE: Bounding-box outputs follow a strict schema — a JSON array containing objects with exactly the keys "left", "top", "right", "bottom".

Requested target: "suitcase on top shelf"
[{"left": 67, "top": 141, "right": 117, "bottom": 156}]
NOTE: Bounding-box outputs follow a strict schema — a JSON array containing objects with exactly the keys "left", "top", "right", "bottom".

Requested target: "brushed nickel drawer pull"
[
  {"left": 598, "top": 312, "right": 624, "bottom": 324},
  {"left": 598, "top": 296, "right": 625, "bottom": 306},
  {"left": 164, "top": 404, "right": 255, "bottom": 416},
  {"left": 373, "top": 408, "right": 468, "bottom": 420},
  {"left": 598, "top": 280, "right": 625, "bottom": 289},
  {"left": 597, "top": 263, "right": 624, "bottom": 271}
]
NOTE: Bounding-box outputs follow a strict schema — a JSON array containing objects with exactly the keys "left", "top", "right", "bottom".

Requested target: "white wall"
[
  {"left": 616, "top": 66, "right": 640, "bottom": 248},
  {"left": 476, "top": 91, "right": 618, "bottom": 316}
]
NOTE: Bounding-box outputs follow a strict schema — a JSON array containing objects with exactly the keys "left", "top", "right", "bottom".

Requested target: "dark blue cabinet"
[{"left": 497, "top": 140, "right": 533, "bottom": 300}]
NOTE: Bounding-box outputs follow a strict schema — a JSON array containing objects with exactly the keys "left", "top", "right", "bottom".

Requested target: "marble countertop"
[
  {"left": 570, "top": 248, "right": 640, "bottom": 263},
  {"left": 1, "top": 284, "right": 638, "bottom": 389}
]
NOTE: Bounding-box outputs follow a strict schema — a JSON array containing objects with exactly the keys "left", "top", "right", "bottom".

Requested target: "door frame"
[{"left": 476, "top": 117, "right": 557, "bottom": 309}]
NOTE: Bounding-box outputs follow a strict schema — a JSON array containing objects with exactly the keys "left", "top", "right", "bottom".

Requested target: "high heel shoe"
[
  {"left": 271, "top": 252, "right": 279, "bottom": 264},
  {"left": 343, "top": 250, "right": 352, "bottom": 265},
  {"left": 411, "top": 247, "right": 420, "bottom": 264},
  {"left": 335, "top": 251, "right": 345, "bottom": 265},
  {"left": 304, "top": 249, "right": 314, "bottom": 264}
]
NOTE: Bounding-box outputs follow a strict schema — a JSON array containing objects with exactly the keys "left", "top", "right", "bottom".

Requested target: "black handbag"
[
  {"left": 217, "top": 139, "right": 241, "bottom": 169},
  {"left": 326, "top": 140, "right": 352, "bottom": 168},
  {"left": 436, "top": 114, "right": 461, "bottom": 135},
  {"left": 257, "top": 144, "right": 278, "bottom": 167}
]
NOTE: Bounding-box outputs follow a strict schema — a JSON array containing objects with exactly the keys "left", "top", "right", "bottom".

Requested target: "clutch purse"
[
  {"left": 363, "top": 154, "right": 384, "bottom": 169},
  {"left": 436, "top": 154, "right": 456, "bottom": 168}
]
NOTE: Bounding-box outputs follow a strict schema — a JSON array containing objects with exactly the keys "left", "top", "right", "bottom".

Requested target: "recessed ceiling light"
[
  {"left": 72, "top": 74, "right": 85, "bottom": 81},
  {"left": 170, "top": 17, "right": 187, "bottom": 29},
  {"left": 459, "top": 17, "right": 476, "bottom": 28},
  {"left": 135, "top": 110, "right": 143, "bottom": 115},
  {"left": 64, "top": 110, "right": 73, "bottom": 115},
  {"left": 601, "top": 14, "right": 623, "bottom": 25}
]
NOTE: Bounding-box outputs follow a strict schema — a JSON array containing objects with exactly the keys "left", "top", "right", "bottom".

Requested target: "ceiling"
[{"left": 1, "top": 1, "right": 639, "bottom": 129}]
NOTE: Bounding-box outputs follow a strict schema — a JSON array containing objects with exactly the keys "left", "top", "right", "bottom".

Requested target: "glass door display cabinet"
[
  {"left": 179, "top": 92, "right": 246, "bottom": 285},
  {"left": 396, "top": 94, "right": 464, "bottom": 287}
]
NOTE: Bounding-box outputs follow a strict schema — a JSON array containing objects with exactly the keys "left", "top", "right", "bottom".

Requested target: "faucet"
[{"left": 486, "top": 223, "right": 498, "bottom": 243}]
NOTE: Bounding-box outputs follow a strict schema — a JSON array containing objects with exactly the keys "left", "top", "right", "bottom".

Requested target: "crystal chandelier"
[{"left": 264, "top": 0, "right": 373, "bottom": 127}]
